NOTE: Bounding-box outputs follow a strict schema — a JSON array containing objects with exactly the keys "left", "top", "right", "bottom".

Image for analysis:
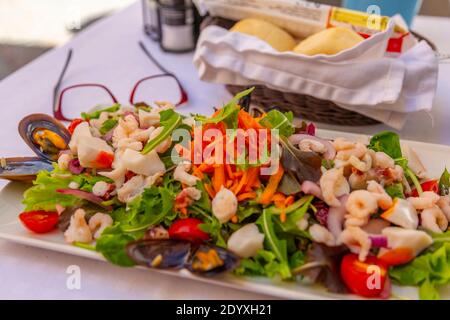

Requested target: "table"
[{"left": 0, "top": 2, "right": 449, "bottom": 299}]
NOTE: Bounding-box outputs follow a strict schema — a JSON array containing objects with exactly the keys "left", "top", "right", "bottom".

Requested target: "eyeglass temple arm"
[
  {"left": 53, "top": 49, "right": 73, "bottom": 109},
  {"left": 138, "top": 41, "right": 172, "bottom": 75}
]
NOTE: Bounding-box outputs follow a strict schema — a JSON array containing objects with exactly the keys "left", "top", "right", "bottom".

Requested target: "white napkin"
[{"left": 193, "top": 23, "right": 438, "bottom": 129}]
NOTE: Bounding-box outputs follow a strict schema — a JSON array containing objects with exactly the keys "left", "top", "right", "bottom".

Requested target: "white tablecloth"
[{"left": 0, "top": 2, "right": 449, "bottom": 299}]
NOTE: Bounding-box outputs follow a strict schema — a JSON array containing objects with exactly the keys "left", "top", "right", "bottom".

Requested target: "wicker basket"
[{"left": 200, "top": 17, "right": 436, "bottom": 126}]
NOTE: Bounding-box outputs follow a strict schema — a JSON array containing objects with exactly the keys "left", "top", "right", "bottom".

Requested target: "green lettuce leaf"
[
  {"left": 389, "top": 243, "right": 450, "bottom": 300},
  {"left": 439, "top": 167, "right": 450, "bottom": 196},
  {"left": 234, "top": 249, "right": 292, "bottom": 279}
]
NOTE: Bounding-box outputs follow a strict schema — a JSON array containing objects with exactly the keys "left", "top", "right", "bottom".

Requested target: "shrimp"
[
  {"left": 301, "top": 181, "right": 323, "bottom": 200},
  {"left": 333, "top": 138, "right": 367, "bottom": 161},
  {"left": 57, "top": 153, "right": 73, "bottom": 171},
  {"left": 319, "top": 168, "right": 350, "bottom": 207},
  {"left": 345, "top": 190, "right": 378, "bottom": 220},
  {"left": 120, "top": 114, "right": 139, "bottom": 134},
  {"left": 212, "top": 187, "right": 238, "bottom": 223},
  {"left": 348, "top": 171, "right": 368, "bottom": 190},
  {"left": 309, "top": 224, "right": 336, "bottom": 247},
  {"left": 175, "top": 187, "right": 202, "bottom": 211},
  {"left": 173, "top": 161, "right": 199, "bottom": 186},
  {"left": 367, "top": 180, "right": 393, "bottom": 210},
  {"left": 296, "top": 213, "right": 310, "bottom": 231},
  {"left": 437, "top": 195, "right": 450, "bottom": 221},
  {"left": 88, "top": 212, "right": 113, "bottom": 239},
  {"left": 298, "top": 139, "right": 327, "bottom": 154},
  {"left": 421, "top": 206, "right": 448, "bottom": 234},
  {"left": 92, "top": 181, "right": 110, "bottom": 197},
  {"left": 64, "top": 209, "right": 93, "bottom": 244},
  {"left": 339, "top": 226, "right": 371, "bottom": 261},
  {"left": 373, "top": 151, "right": 395, "bottom": 169},
  {"left": 348, "top": 153, "right": 372, "bottom": 172},
  {"left": 407, "top": 191, "right": 440, "bottom": 210}
]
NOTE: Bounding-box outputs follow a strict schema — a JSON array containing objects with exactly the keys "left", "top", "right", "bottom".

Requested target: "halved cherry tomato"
[
  {"left": 19, "top": 211, "right": 59, "bottom": 234},
  {"left": 168, "top": 218, "right": 210, "bottom": 243},
  {"left": 93, "top": 151, "right": 114, "bottom": 169},
  {"left": 410, "top": 180, "right": 439, "bottom": 197},
  {"left": 67, "top": 118, "right": 85, "bottom": 135},
  {"left": 340, "top": 254, "right": 388, "bottom": 298}
]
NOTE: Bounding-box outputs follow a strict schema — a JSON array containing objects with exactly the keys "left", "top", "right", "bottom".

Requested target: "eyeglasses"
[{"left": 53, "top": 41, "right": 188, "bottom": 121}]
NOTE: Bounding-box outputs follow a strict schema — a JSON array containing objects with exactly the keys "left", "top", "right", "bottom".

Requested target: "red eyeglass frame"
[{"left": 53, "top": 41, "right": 188, "bottom": 122}]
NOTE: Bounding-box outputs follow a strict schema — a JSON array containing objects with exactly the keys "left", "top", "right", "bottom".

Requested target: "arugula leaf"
[
  {"left": 81, "top": 104, "right": 121, "bottom": 120},
  {"left": 142, "top": 109, "right": 182, "bottom": 154},
  {"left": 368, "top": 131, "right": 403, "bottom": 159},
  {"left": 198, "top": 216, "right": 227, "bottom": 248},
  {"left": 99, "top": 119, "right": 118, "bottom": 135},
  {"left": 95, "top": 224, "right": 139, "bottom": 267},
  {"left": 289, "top": 251, "right": 306, "bottom": 269},
  {"left": 256, "top": 209, "right": 288, "bottom": 263},
  {"left": 385, "top": 183, "right": 405, "bottom": 199},
  {"left": 439, "top": 168, "right": 450, "bottom": 196},
  {"left": 390, "top": 243, "right": 450, "bottom": 300},
  {"left": 274, "top": 196, "right": 313, "bottom": 239},
  {"left": 236, "top": 203, "right": 261, "bottom": 223},
  {"left": 194, "top": 88, "right": 254, "bottom": 129},
  {"left": 259, "top": 109, "right": 295, "bottom": 137}
]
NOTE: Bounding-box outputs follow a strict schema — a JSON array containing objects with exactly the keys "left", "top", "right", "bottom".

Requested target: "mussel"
[
  {"left": 0, "top": 114, "right": 71, "bottom": 182},
  {"left": 0, "top": 157, "right": 53, "bottom": 182},
  {"left": 18, "top": 113, "right": 71, "bottom": 161},
  {"left": 126, "top": 239, "right": 239, "bottom": 276}
]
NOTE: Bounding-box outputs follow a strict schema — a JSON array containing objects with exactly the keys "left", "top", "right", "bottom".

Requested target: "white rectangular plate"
[{"left": 1, "top": 129, "right": 449, "bottom": 300}]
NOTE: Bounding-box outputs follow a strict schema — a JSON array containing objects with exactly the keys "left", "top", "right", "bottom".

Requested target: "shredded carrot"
[
  {"left": 244, "top": 167, "right": 259, "bottom": 190},
  {"left": 232, "top": 170, "right": 248, "bottom": 195},
  {"left": 212, "top": 164, "right": 226, "bottom": 193},
  {"left": 180, "top": 207, "right": 188, "bottom": 215},
  {"left": 225, "top": 164, "right": 234, "bottom": 179},
  {"left": 280, "top": 211, "right": 287, "bottom": 223},
  {"left": 231, "top": 215, "right": 238, "bottom": 223},
  {"left": 226, "top": 180, "right": 233, "bottom": 188},
  {"left": 258, "top": 165, "right": 284, "bottom": 205},
  {"left": 284, "top": 195, "right": 295, "bottom": 207},
  {"left": 238, "top": 109, "right": 263, "bottom": 130},
  {"left": 198, "top": 163, "right": 213, "bottom": 173},
  {"left": 237, "top": 192, "right": 257, "bottom": 202},
  {"left": 181, "top": 183, "right": 188, "bottom": 189},
  {"left": 204, "top": 183, "right": 216, "bottom": 198},
  {"left": 234, "top": 171, "right": 243, "bottom": 179},
  {"left": 192, "top": 165, "right": 204, "bottom": 179}
]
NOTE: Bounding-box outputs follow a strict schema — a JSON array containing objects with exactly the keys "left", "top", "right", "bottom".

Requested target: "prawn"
[
  {"left": 407, "top": 191, "right": 440, "bottom": 210},
  {"left": 339, "top": 226, "right": 372, "bottom": 261},
  {"left": 421, "top": 206, "right": 448, "bottom": 234},
  {"left": 367, "top": 180, "right": 393, "bottom": 210},
  {"left": 319, "top": 167, "right": 350, "bottom": 207},
  {"left": 64, "top": 209, "right": 93, "bottom": 244},
  {"left": 173, "top": 161, "right": 199, "bottom": 187},
  {"left": 309, "top": 224, "right": 336, "bottom": 247},
  {"left": 88, "top": 212, "right": 113, "bottom": 239}
]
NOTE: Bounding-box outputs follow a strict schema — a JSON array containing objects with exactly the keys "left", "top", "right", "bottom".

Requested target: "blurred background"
[{"left": 0, "top": 0, "right": 449, "bottom": 81}]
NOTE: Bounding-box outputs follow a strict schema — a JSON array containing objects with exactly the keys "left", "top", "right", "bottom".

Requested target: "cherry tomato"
[
  {"left": 67, "top": 118, "right": 85, "bottom": 135},
  {"left": 410, "top": 180, "right": 439, "bottom": 197},
  {"left": 19, "top": 211, "right": 59, "bottom": 234},
  {"left": 340, "top": 254, "right": 388, "bottom": 298},
  {"left": 94, "top": 151, "right": 114, "bottom": 169},
  {"left": 168, "top": 218, "right": 210, "bottom": 243}
]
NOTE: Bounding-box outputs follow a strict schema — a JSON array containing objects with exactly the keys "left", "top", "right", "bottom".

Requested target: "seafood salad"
[{"left": 5, "top": 88, "right": 450, "bottom": 300}]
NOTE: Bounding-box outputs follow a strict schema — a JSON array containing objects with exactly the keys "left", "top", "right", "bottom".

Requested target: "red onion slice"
[
  {"left": 68, "top": 159, "right": 84, "bottom": 175},
  {"left": 369, "top": 235, "right": 388, "bottom": 248},
  {"left": 288, "top": 134, "right": 336, "bottom": 160},
  {"left": 56, "top": 189, "right": 112, "bottom": 210},
  {"left": 306, "top": 123, "right": 316, "bottom": 136}
]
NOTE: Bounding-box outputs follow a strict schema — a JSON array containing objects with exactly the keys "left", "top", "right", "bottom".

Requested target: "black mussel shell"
[
  {"left": 186, "top": 244, "right": 240, "bottom": 276},
  {"left": 0, "top": 157, "right": 53, "bottom": 182},
  {"left": 126, "top": 239, "right": 191, "bottom": 269},
  {"left": 18, "top": 114, "right": 71, "bottom": 162}
]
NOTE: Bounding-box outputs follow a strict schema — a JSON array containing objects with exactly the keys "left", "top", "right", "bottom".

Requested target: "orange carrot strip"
[
  {"left": 180, "top": 207, "right": 188, "bottom": 215},
  {"left": 225, "top": 164, "right": 234, "bottom": 179},
  {"left": 285, "top": 195, "right": 295, "bottom": 207},
  {"left": 280, "top": 211, "right": 287, "bottom": 223},
  {"left": 231, "top": 215, "right": 238, "bottom": 224},
  {"left": 258, "top": 165, "right": 284, "bottom": 205},
  {"left": 234, "top": 171, "right": 243, "bottom": 179},
  {"left": 237, "top": 192, "right": 257, "bottom": 202},
  {"left": 192, "top": 165, "right": 204, "bottom": 180},
  {"left": 226, "top": 180, "right": 233, "bottom": 188},
  {"left": 212, "top": 164, "right": 225, "bottom": 193},
  {"left": 233, "top": 170, "right": 248, "bottom": 195},
  {"left": 204, "top": 183, "right": 216, "bottom": 198}
]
